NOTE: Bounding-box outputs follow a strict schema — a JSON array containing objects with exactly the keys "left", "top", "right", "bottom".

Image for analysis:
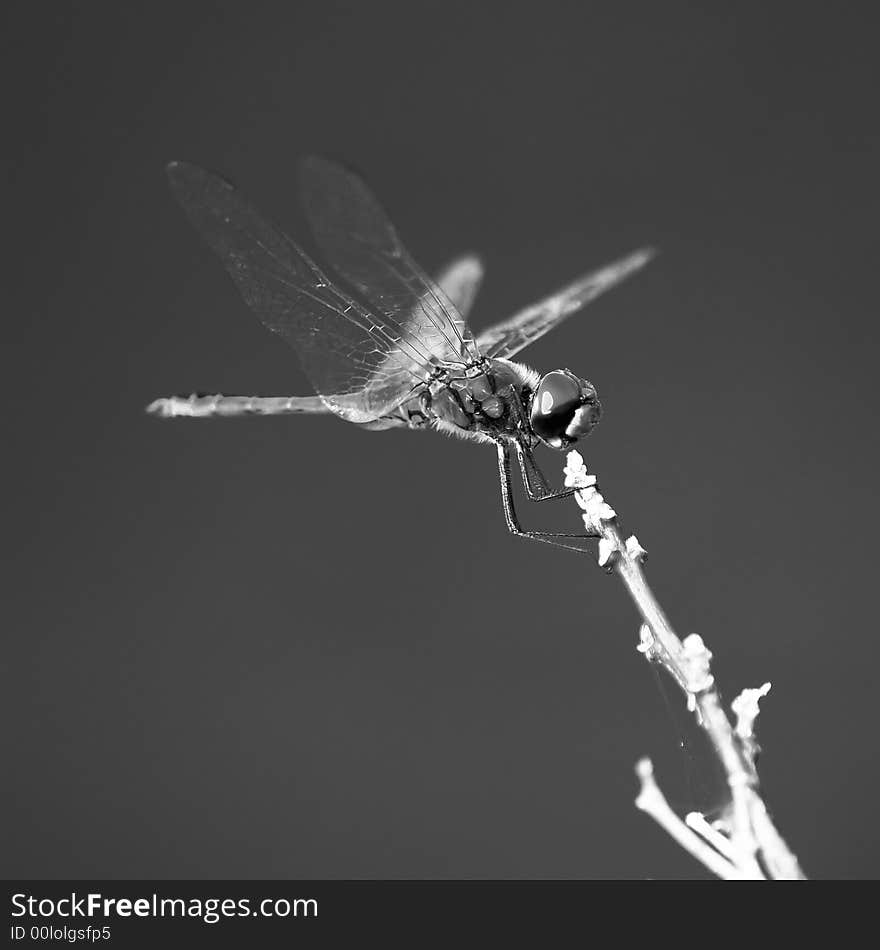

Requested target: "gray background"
[{"left": 7, "top": 2, "right": 879, "bottom": 878}]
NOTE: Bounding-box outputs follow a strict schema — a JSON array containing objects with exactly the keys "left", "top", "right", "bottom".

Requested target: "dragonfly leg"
[
  {"left": 502, "top": 386, "right": 580, "bottom": 502},
  {"left": 496, "top": 442, "right": 597, "bottom": 554},
  {"left": 513, "top": 439, "right": 579, "bottom": 502}
]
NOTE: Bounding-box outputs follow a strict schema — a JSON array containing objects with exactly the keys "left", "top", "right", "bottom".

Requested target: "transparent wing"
[
  {"left": 476, "top": 248, "right": 655, "bottom": 360},
  {"left": 434, "top": 255, "right": 484, "bottom": 322},
  {"left": 166, "top": 161, "right": 440, "bottom": 424},
  {"left": 299, "top": 157, "right": 480, "bottom": 368}
]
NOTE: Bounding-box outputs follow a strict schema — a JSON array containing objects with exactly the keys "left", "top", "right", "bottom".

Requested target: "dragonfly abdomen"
[{"left": 146, "top": 393, "right": 329, "bottom": 418}]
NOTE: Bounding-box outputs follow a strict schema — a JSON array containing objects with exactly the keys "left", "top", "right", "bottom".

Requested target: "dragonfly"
[{"left": 148, "top": 158, "right": 654, "bottom": 553}]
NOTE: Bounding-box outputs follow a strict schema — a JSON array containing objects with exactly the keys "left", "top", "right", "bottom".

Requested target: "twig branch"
[
  {"left": 563, "top": 450, "right": 805, "bottom": 879},
  {"left": 634, "top": 760, "right": 756, "bottom": 879}
]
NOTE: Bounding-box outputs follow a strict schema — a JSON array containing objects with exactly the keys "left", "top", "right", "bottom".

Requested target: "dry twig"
[{"left": 563, "top": 450, "right": 805, "bottom": 879}]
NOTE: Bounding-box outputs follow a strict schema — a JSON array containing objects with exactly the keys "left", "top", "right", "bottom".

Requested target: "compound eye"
[{"left": 529, "top": 371, "right": 584, "bottom": 446}]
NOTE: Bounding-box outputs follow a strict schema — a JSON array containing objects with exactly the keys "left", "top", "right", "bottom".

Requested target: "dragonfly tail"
[{"left": 146, "top": 394, "right": 330, "bottom": 418}]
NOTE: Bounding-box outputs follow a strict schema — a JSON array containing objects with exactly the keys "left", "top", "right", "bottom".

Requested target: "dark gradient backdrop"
[{"left": 7, "top": 3, "right": 879, "bottom": 879}]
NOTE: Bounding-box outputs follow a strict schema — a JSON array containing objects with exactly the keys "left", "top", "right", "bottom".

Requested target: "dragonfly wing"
[
  {"left": 166, "top": 161, "right": 438, "bottom": 424},
  {"left": 299, "top": 157, "right": 480, "bottom": 368},
  {"left": 475, "top": 248, "right": 655, "bottom": 360},
  {"left": 434, "top": 255, "right": 484, "bottom": 322}
]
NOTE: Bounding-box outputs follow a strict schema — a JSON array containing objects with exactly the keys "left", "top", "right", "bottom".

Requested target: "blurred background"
[{"left": 6, "top": 2, "right": 878, "bottom": 878}]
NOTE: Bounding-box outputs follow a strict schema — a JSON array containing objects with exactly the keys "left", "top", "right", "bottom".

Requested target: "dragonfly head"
[{"left": 528, "top": 370, "right": 602, "bottom": 450}]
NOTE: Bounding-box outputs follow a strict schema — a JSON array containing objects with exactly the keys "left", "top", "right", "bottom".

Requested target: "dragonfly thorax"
[
  {"left": 405, "top": 359, "right": 600, "bottom": 449},
  {"left": 419, "top": 359, "right": 512, "bottom": 440}
]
